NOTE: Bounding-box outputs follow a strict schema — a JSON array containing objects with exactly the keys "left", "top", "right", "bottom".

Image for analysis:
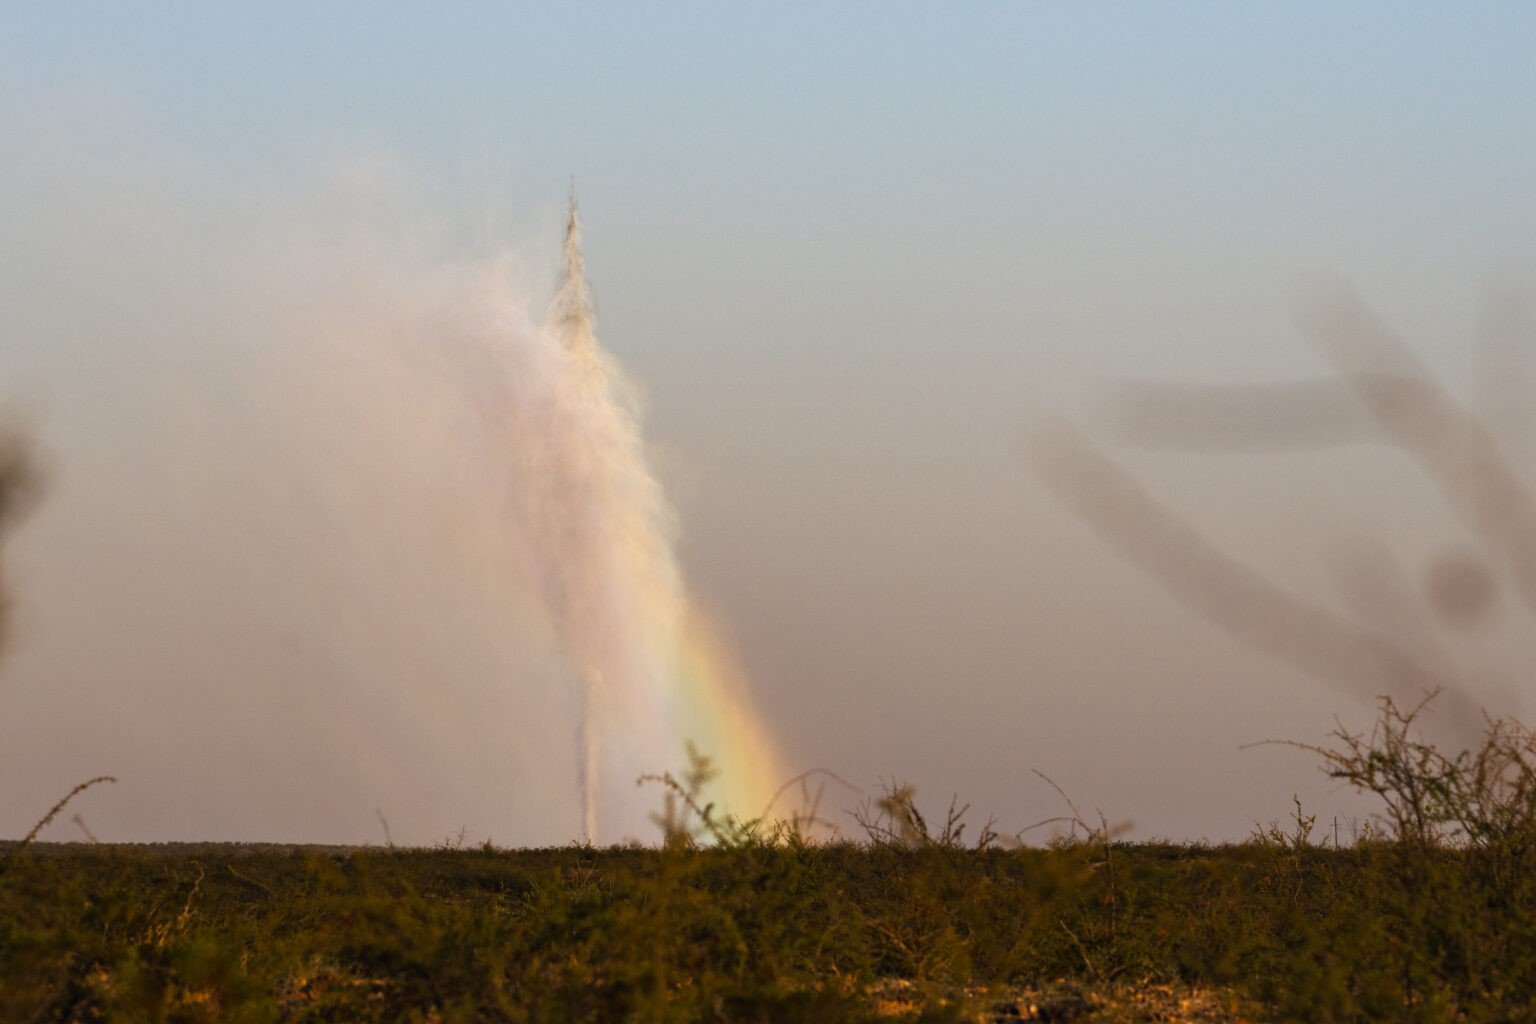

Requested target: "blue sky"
[{"left": 8, "top": 4, "right": 1533, "bottom": 239}]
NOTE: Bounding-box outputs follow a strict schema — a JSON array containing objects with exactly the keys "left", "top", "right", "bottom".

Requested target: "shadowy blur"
[
  {"left": 1032, "top": 282, "right": 1536, "bottom": 743},
  {"left": 0, "top": 426, "right": 41, "bottom": 652},
  {"left": 1109, "top": 377, "right": 1381, "bottom": 451}
]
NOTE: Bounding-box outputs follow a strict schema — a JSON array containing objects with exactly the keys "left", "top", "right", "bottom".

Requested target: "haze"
[{"left": 3, "top": 4, "right": 1535, "bottom": 845}]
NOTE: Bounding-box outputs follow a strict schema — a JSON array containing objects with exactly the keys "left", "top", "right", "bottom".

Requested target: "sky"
[{"left": 2, "top": 3, "right": 1536, "bottom": 845}]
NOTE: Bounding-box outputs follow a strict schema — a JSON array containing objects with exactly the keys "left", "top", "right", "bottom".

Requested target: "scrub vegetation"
[{"left": 6, "top": 695, "right": 1536, "bottom": 1024}]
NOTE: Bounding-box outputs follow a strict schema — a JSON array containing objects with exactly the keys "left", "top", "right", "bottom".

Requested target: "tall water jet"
[
  {"left": 519, "top": 191, "right": 783, "bottom": 841},
  {"left": 546, "top": 193, "right": 606, "bottom": 842}
]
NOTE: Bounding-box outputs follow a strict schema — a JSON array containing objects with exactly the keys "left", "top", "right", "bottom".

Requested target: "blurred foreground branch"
[
  {"left": 0, "top": 426, "right": 42, "bottom": 653},
  {"left": 1029, "top": 281, "right": 1535, "bottom": 734}
]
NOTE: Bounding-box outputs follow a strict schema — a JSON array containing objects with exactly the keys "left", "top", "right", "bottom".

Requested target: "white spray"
[
  {"left": 0, "top": 147, "right": 779, "bottom": 842},
  {"left": 515, "top": 192, "right": 689, "bottom": 842}
]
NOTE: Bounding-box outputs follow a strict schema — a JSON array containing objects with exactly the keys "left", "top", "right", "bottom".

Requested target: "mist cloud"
[{"left": 0, "top": 129, "right": 608, "bottom": 844}]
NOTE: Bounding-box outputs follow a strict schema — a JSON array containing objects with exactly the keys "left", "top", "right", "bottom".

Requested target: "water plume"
[
  {"left": 0, "top": 132, "right": 781, "bottom": 842},
  {"left": 513, "top": 193, "right": 782, "bottom": 842}
]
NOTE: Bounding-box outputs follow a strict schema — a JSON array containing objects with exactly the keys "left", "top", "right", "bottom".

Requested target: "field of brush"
[
  {"left": 5, "top": 825, "right": 1535, "bottom": 1023},
  {"left": 5, "top": 699, "right": 1536, "bottom": 1023}
]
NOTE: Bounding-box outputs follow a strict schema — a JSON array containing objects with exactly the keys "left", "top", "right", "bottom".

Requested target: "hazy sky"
[{"left": 3, "top": 4, "right": 1536, "bottom": 845}]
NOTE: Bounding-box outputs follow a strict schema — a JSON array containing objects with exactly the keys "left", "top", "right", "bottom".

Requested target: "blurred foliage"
[
  {"left": 0, "top": 425, "right": 41, "bottom": 652},
  {"left": 0, "top": 428, "right": 40, "bottom": 533}
]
